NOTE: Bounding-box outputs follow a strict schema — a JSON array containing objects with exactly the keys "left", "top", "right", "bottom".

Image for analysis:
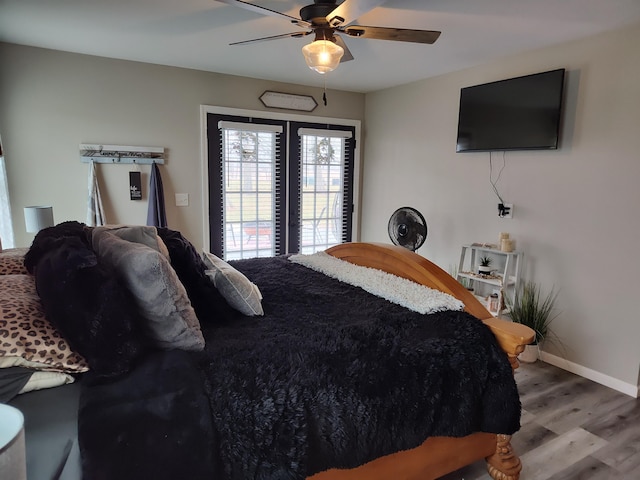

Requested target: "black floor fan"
[{"left": 387, "top": 207, "right": 427, "bottom": 252}]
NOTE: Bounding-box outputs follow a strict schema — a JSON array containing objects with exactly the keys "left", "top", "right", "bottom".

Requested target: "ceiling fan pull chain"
[{"left": 323, "top": 78, "right": 328, "bottom": 106}]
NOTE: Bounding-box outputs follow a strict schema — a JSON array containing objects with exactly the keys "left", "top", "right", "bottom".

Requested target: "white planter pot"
[
  {"left": 478, "top": 266, "right": 492, "bottom": 275},
  {"left": 519, "top": 344, "right": 539, "bottom": 363}
]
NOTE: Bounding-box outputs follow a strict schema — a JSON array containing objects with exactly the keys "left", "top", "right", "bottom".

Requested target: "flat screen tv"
[{"left": 456, "top": 68, "right": 565, "bottom": 152}]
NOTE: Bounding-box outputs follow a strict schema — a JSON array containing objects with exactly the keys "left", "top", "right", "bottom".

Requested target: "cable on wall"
[{"left": 490, "top": 151, "right": 512, "bottom": 217}]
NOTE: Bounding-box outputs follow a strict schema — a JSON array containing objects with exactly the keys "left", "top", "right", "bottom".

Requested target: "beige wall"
[
  {"left": 0, "top": 43, "right": 365, "bottom": 249},
  {"left": 361, "top": 23, "right": 640, "bottom": 392}
]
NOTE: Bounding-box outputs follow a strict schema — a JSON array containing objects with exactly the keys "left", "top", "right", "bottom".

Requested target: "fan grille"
[{"left": 388, "top": 207, "right": 427, "bottom": 251}]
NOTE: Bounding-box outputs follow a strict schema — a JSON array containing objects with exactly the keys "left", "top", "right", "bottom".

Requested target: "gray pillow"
[
  {"left": 93, "top": 230, "right": 204, "bottom": 351},
  {"left": 202, "top": 251, "right": 264, "bottom": 316},
  {"left": 92, "top": 225, "right": 170, "bottom": 258}
]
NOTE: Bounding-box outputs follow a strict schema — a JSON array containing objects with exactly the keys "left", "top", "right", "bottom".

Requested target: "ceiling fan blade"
[
  {"left": 327, "top": 0, "right": 388, "bottom": 27},
  {"left": 216, "top": 0, "right": 310, "bottom": 27},
  {"left": 230, "top": 31, "right": 312, "bottom": 46},
  {"left": 334, "top": 34, "right": 354, "bottom": 62},
  {"left": 341, "top": 25, "right": 441, "bottom": 44}
]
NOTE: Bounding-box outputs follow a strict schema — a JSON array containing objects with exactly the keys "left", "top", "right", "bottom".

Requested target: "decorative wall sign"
[
  {"left": 129, "top": 171, "right": 142, "bottom": 200},
  {"left": 259, "top": 91, "right": 318, "bottom": 112},
  {"left": 80, "top": 144, "right": 165, "bottom": 164}
]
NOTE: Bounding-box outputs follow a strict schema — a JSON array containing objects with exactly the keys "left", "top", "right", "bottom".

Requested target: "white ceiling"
[{"left": 2, "top": 0, "right": 640, "bottom": 93}]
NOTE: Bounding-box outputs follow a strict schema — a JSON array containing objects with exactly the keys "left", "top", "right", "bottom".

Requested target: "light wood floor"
[{"left": 439, "top": 360, "right": 640, "bottom": 479}]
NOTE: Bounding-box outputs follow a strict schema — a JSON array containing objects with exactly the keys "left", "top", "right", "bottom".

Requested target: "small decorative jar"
[
  {"left": 489, "top": 293, "right": 499, "bottom": 312},
  {"left": 501, "top": 238, "right": 514, "bottom": 252}
]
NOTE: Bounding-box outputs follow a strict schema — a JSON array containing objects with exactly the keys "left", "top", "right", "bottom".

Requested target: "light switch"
[{"left": 175, "top": 193, "right": 189, "bottom": 207}]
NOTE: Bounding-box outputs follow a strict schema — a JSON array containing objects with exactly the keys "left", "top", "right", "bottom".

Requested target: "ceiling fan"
[{"left": 216, "top": 0, "right": 441, "bottom": 74}]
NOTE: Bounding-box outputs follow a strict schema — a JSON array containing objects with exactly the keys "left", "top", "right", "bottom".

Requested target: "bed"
[{"left": 0, "top": 222, "right": 534, "bottom": 480}]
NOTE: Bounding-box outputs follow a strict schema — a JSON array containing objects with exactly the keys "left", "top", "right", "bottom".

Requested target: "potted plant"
[
  {"left": 477, "top": 256, "right": 492, "bottom": 275},
  {"left": 506, "top": 281, "right": 559, "bottom": 363}
]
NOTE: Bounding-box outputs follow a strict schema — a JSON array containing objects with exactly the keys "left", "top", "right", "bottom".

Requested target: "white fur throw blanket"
[{"left": 289, "top": 251, "right": 464, "bottom": 315}]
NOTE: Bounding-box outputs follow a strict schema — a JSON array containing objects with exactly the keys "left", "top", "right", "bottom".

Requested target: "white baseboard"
[{"left": 539, "top": 351, "right": 639, "bottom": 398}]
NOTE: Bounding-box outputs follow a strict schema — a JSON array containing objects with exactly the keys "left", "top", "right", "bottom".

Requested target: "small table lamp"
[
  {"left": 0, "top": 404, "right": 27, "bottom": 480},
  {"left": 23, "top": 206, "right": 54, "bottom": 233}
]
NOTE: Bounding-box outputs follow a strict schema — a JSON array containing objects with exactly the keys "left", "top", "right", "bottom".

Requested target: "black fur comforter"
[
  {"left": 27, "top": 224, "right": 520, "bottom": 480},
  {"left": 79, "top": 257, "right": 520, "bottom": 480}
]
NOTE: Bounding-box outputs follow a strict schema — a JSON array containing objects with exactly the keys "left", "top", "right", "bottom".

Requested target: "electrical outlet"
[{"left": 175, "top": 193, "right": 189, "bottom": 207}]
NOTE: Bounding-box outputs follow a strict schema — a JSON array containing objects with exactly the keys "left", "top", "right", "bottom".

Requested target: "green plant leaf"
[{"left": 506, "top": 281, "right": 559, "bottom": 345}]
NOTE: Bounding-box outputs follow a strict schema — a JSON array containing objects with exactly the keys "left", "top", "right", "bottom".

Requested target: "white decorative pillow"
[
  {"left": 92, "top": 230, "right": 204, "bottom": 351},
  {"left": 202, "top": 251, "right": 264, "bottom": 316}
]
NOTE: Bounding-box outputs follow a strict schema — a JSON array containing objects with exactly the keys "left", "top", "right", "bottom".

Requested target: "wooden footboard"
[
  {"left": 309, "top": 433, "right": 497, "bottom": 480},
  {"left": 321, "top": 242, "right": 534, "bottom": 480}
]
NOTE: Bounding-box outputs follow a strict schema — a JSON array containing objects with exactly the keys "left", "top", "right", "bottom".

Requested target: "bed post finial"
[
  {"left": 508, "top": 354, "right": 520, "bottom": 370},
  {"left": 486, "top": 434, "right": 521, "bottom": 480}
]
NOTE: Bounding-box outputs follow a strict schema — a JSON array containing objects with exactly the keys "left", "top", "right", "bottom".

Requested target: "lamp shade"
[
  {"left": 301, "top": 40, "right": 344, "bottom": 74},
  {"left": 24, "top": 206, "right": 54, "bottom": 233},
  {"left": 0, "top": 404, "right": 26, "bottom": 480}
]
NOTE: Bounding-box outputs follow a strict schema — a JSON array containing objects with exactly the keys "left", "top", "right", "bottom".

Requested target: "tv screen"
[{"left": 456, "top": 68, "right": 565, "bottom": 152}]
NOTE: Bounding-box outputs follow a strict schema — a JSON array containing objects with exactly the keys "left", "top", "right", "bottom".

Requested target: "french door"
[{"left": 207, "top": 112, "right": 355, "bottom": 260}]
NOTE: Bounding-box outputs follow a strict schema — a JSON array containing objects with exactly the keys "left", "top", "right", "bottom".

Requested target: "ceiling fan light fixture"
[{"left": 301, "top": 39, "right": 344, "bottom": 74}]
